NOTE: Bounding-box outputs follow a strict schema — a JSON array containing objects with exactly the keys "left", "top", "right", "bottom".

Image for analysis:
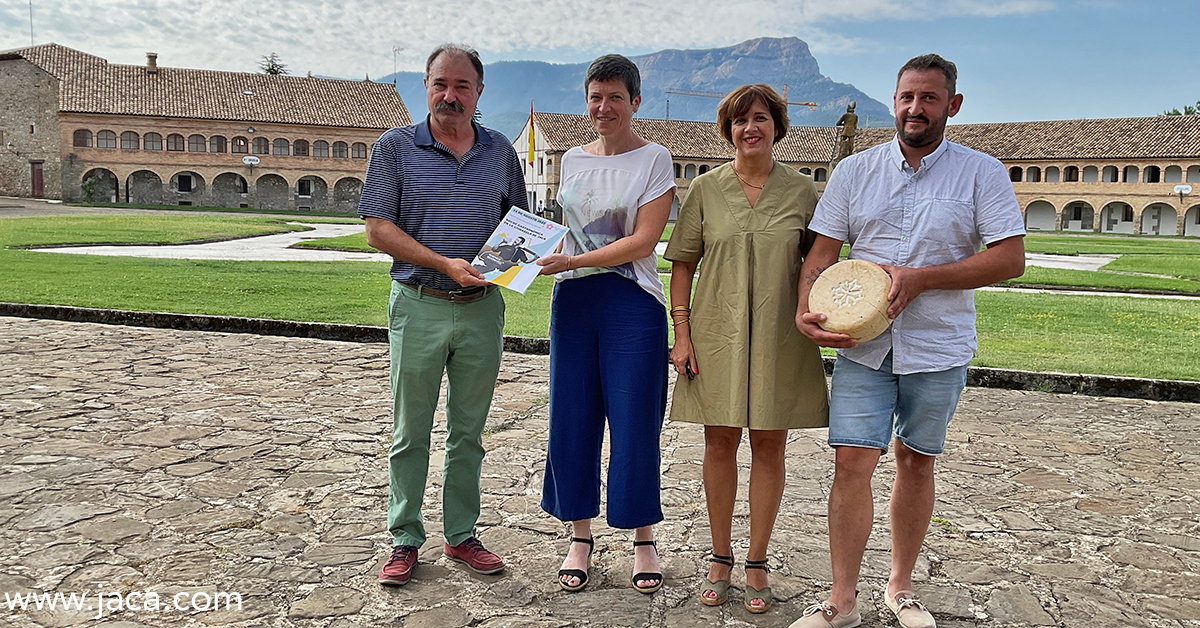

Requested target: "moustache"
[
  {"left": 904, "top": 115, "right": 929, "bottom": 125},
  {"left": 435, "top": 101, "right": 465, "bottom": 113}
]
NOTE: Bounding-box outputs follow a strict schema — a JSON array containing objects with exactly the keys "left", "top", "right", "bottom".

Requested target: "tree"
[
  {"left": 80, "top": 174, "right": 98, "bottom": 203},
  {"left": 1164, "top": 100, "right": 1199, "bottom": 116},
  {"left": 259, "top": 53, "right": 289, "bottom": 76}
]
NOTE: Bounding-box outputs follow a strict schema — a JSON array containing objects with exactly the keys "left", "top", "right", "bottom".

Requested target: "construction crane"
[{"left": 664, "top": 86, "right": 817, "bottom": 120}]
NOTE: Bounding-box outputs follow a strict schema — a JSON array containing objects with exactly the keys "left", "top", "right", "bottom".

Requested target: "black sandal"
[
  {"left": 632, "top": 540, "right": 663, "bottom": 594},
  {"left": 558, "top": 536, "right": 594, "bottom": 592}
]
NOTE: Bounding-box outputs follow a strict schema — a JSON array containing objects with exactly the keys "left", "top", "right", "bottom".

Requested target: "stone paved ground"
[{"left": 1, "top": 317, "right": 1197, "bottom": 628}]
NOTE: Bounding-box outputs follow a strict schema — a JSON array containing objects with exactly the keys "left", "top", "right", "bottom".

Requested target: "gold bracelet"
[
  {"left": 670, "top": 306, "right": 690, "bottom": 313},
  {"left": 672, "top": 319, "right": 689, "bottom": 327}
]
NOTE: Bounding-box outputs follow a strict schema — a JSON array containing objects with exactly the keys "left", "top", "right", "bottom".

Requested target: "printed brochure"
[{"left": 471, "top": 207, "right": 568, "bottom": 294}]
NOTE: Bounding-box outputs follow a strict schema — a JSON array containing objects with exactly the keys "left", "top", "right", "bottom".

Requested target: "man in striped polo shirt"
[{"left": 359, "top": 43, "right": 528, "bottom": 586}]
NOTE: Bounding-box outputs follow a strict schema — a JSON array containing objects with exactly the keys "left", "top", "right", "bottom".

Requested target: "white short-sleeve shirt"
[
  {"left": 555, "top": 142, "right": 677, "bottom": 305},
  {"left": 808, "top": 136, "right": 1026, "bottom": 374}
]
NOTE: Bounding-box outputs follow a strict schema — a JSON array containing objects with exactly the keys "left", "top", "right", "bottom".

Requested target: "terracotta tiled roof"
[
  {"left": 0, "top": 43, "right": 411, "bottom": 129},
  {"left": 532, "top": 112, "right": 605, "bottom": 152},
  {"left": 943, "top": 117, "right": 1200, "bottom": 161},
  {"left": 534, "top": 111, "right": 841, "bottom": 162},
  {"left": 627, "top": 118, "right": 736, "bottom": 160},
  {"left": 816, "top": 118, "right": 1200, "bottom": 161},
  {"left": 776, "top": 124, "right": 841, "bottom": 163},
  {"left": 534, "top": 112, "right": 1200, "bottom": 163}
]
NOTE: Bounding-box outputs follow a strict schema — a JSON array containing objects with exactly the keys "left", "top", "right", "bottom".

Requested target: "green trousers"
[{"left": 386, "top": 281, "right": 504, "bottom": 547}]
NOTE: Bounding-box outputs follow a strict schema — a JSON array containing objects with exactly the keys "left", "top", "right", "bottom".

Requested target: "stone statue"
[{"left": 830, "top": 101, "right": 858, "bottom": 173}]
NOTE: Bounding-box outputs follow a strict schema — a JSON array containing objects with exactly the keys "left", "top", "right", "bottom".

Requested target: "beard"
[{"left": 895, "top": 111, "right": 947, "bottom": 148}]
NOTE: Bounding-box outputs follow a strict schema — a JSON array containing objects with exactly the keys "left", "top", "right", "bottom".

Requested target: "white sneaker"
[
  {"left": 788, "top": 600, "right": 862, "bottom": 628},
  {"left": 884, "top": 588, "right": 936, "bottom": 628}
]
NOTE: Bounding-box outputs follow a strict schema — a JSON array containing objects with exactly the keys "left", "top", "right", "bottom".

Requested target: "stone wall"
[
  {"left": 210, "top": 172, "right": 248, "bottom": 208},
  {"left": 331, "top": 177, "right": 363, "bottom": 213},
  {"left": 128, "top": 170, "right": 164, "bottom": 204},
  {"left": 0, "top": 58, "right": 62, "bottom": 199},
  {"left": 255, "top": 174, "right": 289, "bottom": 210},
  {"left": 293, "top": 176, "right": 329, "bottom": 211}
]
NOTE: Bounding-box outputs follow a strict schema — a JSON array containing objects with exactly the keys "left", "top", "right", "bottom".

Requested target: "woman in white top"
[{"left": 536, "top": 54, "right": 676, "bottom": 594}]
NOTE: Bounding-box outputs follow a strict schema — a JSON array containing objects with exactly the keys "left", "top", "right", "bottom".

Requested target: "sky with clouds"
[{"left": 1, "top": 0, "right": 1196, "bottom": 124}]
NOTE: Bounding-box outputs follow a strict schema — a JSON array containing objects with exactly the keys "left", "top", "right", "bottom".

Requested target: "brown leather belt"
[{"left": 401, "top": 282, "right": 495, "bottom": 303}]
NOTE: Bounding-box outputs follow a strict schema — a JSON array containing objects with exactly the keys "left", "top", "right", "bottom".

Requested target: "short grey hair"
[
  {"left": 584, "top": 54, "right": 641, "bottom": 100},
  {"left": 897, "top": 53, "right": 957, "bottom": 95},
  {"left": 426, "top": 44, "right": 484, "bottom": 86}
]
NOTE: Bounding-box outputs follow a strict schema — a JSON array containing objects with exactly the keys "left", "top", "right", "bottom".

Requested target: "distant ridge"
[{"left": 378, "top": 37, "right": 892, "bottom": 139}]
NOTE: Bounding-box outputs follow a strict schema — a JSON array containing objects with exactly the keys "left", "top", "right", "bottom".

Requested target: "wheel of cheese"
[{"left": 809, "top": 259, "right": 892, "bottom": 342}]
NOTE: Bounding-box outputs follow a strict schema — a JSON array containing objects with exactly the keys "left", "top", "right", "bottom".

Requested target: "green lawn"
[
  {"left": 4, "top": 215, "right": 312, "bottom": 247},
  {"left": 1024, "top": 232, "right": 1200, "bottom": 256},
  {"left": 0, "top": 216, "right": 387, "bottom": 325},
  {"left": 4, "top": 214, "right": 1200, "bottom": 380},
  {"left": 502, "top": 276, "right": 554, "bottom": 337},
  {"left": 3, "top": 253, "right": 391, "bottom": 325},
  {"left": 660, "top": 223, "right": 674, "bottom": 242},
  {"left": 974, "top": 291, "right": 1200, "bottom": 381},
  {"left": 292, "top": 232, "right": 373, "bottom": 252},
  {"left": 1005, "top": 266, "right": 1200, "bottom": 294},
  {"left": 1102, "top": 255, "right": 1200, "bottom": 281}
]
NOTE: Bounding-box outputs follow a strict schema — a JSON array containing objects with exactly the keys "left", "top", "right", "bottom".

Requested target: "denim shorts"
[{"left": 827, "top": 352, "right": 968, "bottom": 456}]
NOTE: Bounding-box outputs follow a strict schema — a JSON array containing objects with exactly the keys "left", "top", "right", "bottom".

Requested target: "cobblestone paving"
[{"left": 1, "top": 317, "right": 1197, "bottom": 628}]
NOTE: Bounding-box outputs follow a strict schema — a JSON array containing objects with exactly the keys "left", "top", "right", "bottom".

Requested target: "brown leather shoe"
[
  {"left": 443, "top": 537, "right": 505, "bottom": 575},
  {"left": 378, "top": 545, "right": 418, "bottom": 586}
]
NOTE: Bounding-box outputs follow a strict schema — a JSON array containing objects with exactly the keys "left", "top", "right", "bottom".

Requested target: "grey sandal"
[
  {"left": 744, "top": 558, "right": 773, "bottom": 613},
  {"left": 699, "top": 553, "right": 734, "bottom": 606}
]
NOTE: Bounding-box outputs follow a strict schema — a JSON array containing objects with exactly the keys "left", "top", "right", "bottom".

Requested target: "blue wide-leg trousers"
[{"left": 541, "top": 273, "right": 668, "bottom": 529}]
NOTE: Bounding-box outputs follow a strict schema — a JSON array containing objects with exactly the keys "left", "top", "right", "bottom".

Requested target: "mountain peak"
[
  {"left": 383, "top": 37, "right": 889, "bottom": 139},
  {"left": 732, "top": 36, "right": 813, "bottom": 57}
]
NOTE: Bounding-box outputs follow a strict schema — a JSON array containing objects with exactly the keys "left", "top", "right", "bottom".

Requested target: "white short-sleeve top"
[
  {"left": 808, "top": 136, "right": 1026, "bottom": 374},
  {"left": 555, "top": 142, "right": 677, "bottom": 305}
]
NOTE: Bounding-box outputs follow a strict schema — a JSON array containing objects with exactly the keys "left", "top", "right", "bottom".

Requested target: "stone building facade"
[
  {"left": 0, "top": 56, "right": 62, "bottom": 199},
  {"left": 518, "top": 112, "right": 1200, "bottom": 236},
  {"left": 0, "top": 44, "right": 411, "bottom": 212}
]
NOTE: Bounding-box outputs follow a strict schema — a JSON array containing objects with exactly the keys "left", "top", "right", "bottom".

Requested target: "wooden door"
[{"left": 30, "top": 161, "right": 44, "bottom": 198}]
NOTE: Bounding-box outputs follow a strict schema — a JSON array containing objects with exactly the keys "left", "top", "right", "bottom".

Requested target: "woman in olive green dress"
[{"left": 663, "top": 84, "right": 828, "bottom": 614}]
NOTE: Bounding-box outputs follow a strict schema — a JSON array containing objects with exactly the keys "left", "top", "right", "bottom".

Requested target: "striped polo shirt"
[{"left": 358, "top": 117, "right": 528, "bottom": 291}]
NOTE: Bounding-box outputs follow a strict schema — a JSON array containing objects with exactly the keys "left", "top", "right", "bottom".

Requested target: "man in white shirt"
[{"left": 791, "top": 54, "right": 1026, "bottom": 628}]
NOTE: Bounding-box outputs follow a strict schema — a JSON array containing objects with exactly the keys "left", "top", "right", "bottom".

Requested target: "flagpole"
[{"left": 527, "top": 100, "right": 535, "bottom": 166}]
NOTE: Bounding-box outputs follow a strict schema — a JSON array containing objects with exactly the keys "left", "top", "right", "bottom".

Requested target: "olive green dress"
[{"left": 664, "top": 162, "right": 829, "bottom": 430}]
